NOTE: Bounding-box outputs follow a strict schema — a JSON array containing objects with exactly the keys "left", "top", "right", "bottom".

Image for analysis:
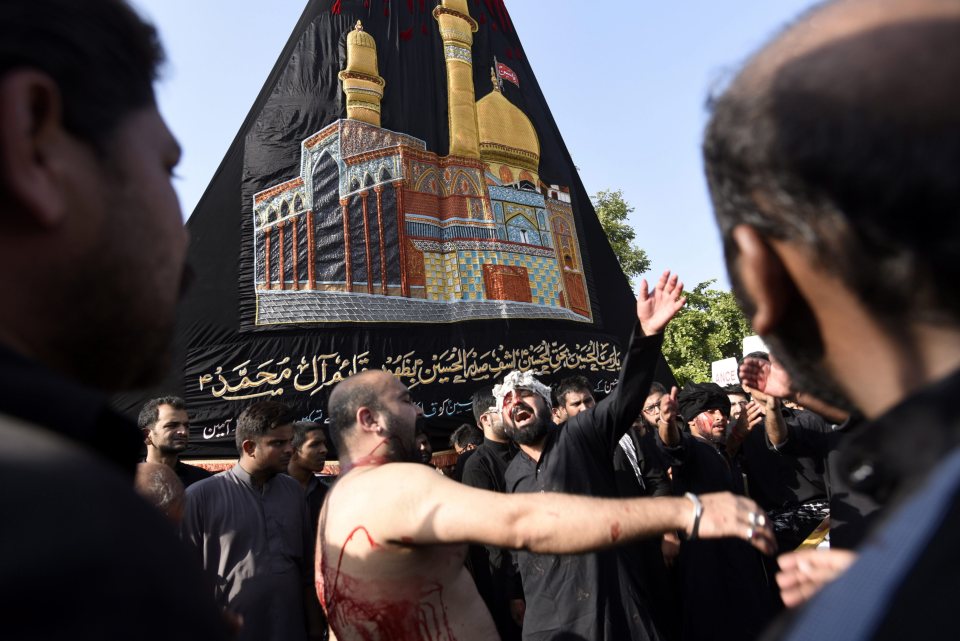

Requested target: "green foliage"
[
  {"left": 592, "top": 189, "right": 651, "bottom": 280},
  {"left": 662, "top": 280, "right": 752, "bottom": 386}
]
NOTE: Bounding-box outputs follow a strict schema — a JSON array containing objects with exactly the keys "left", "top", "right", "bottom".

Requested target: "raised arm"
[{"left": 586, "top": 271, "right": 686, "bottom": 448}]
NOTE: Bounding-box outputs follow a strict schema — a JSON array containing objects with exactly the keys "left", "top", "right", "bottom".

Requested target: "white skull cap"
[{"left": 493, "top": 370, "right": 552, "bottom": 411}]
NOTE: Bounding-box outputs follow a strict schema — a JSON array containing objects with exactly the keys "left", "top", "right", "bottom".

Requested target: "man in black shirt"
[
  {"left": 461, "top": 387, "right": 523, "bottom": 641},
  {"left": 140, "top": 396, "right": 214, "bottom": 488},
  {"left": 657, "top": 383, "right": 780, "bottom": 641},
  {"left": 0, "top": 1, "right": 228, "bottom": 638},
  {"left": 503, "top": 271, "right": 701, "bottom": 641}
]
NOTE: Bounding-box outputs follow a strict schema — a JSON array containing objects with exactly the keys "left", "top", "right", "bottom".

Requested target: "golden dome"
[{"left": 476, "top": 87, "right": 540, "bottom": 174}]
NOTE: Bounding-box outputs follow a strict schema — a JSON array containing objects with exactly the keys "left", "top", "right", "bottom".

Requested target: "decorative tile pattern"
[{"left": 256, "top": 290, "right": 590, "bottom": 324}]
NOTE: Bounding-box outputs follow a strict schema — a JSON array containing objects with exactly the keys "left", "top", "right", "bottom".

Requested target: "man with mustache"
[
  {"left": 139, "top": 396, "right": 212, "bottom": 488},
  {"left": 702, "top": 0, "right": 960, "bottom": 636},
  {"left": 317, "top": 366, "right": 775, "bottom": 641},
  {"left": 657, "top": 382, "right": 781, "bottom": 641},
  {"left": 500, "top": 271, "right": 709, "bottom": 641}
]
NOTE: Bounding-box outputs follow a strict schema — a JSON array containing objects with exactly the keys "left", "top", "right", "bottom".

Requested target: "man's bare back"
[{"left": 318, "top": 463, "right": 500, "bottom": 641}]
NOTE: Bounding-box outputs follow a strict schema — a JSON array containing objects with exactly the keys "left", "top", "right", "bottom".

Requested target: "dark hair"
[
  {"left": 292, "top": 421, "right": 326, "bottom": 450},
  {"left": 471, "top": 387, "right": 496, "bottom": 423},
  {"left": 449, "top": 423, "right": 483, "bottom": 450},
  {"left": 704, "top": 16, "right": 960, "bottom": 327},
  {"left": 235, "top": 401, "right": 294, "bottom": 451},
  {"left": 327, "top": 377, "right": 384, "bottom": 456},
  {"left": 137, "top": 396, "right": 186, "bottom": 431},
  {"left": 648, "top": 382, "right": 667, "bottom": 396},
  {"left": 0, "top": 0, "right": 164, "bottom": 153},
  {"left": 723, "top": 384, "right": 746, "bottom": 396},
  {"left": 554, "top": 375, "right": 593, "bottom": 408}
]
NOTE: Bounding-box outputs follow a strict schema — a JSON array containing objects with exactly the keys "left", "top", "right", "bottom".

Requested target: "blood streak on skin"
[{"left": 610, "top": 522, "right": 622, "bottom": 543}]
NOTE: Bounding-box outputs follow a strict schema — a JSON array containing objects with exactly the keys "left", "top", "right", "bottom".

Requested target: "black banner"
[{"left": 116, "top": 0, "right": 653, "bottom": 457}]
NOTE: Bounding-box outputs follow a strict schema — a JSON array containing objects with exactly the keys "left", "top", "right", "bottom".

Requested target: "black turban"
[{"left": 677, "top": 382, "right": 731, "bottom": 422}]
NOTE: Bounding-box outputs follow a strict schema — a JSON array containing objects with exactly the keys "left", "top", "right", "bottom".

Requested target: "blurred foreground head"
[
  {"left": 704, "top": 0, "right": 960, "bottom": 417},
  {"left": 0, "top": 0, "right": 186, "bottom": 390}
]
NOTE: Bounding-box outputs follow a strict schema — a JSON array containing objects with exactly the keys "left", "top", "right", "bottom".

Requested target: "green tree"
[
  {"left": 662, "top": 280, "right": 752, "bottom": 386},
  {"left": 592, "top": 189, "right": 651, "bottom": 280}
]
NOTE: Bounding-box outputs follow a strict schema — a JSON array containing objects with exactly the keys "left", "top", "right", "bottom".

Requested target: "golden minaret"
[
  {"left": 433, "top": 0, "right": 481, "bottom": 158},
  {"left": 338, "top": 21, "right": 385, "bottom": 126}
]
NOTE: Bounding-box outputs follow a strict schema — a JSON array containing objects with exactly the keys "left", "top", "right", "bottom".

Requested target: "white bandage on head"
[{"left": 493, "top": 370, "right": 552, "bottom": 412}]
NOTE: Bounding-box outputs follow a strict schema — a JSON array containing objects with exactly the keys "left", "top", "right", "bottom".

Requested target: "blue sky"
[{"left": 132, "top": 0, "right": 817, "bottom": 290}]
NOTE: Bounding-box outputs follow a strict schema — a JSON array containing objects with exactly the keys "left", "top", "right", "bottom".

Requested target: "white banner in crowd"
[
  {"left": 711, "top": 357, "right": 740, "bottom": 387},
  {"left": 742, "top": 335, "right": 769, "bottom": 356}
]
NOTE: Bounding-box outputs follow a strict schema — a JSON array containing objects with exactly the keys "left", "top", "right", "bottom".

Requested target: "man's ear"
[
  {"left": 356, "top": 406, "right": 380, "bottom": 434},
  {"left": 730, "top": 225, "right": 792, "bottom": 336},
  {"left": 142, "top": 428, "right": 154, "bottom": 447},
  {"left": 0, "top": 70, "right": 70, "bottom": 228},
  {"left": 241, "top": 439, "right": 257, "bottom": 458}
]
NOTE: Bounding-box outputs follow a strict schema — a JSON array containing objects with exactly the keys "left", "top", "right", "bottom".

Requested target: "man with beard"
[
  {"left": 462, "top": 387, "right": 524, "bottom": 641},
  {"left": 501, "top": 271, "right": 697, "bottom": 641},
  {"left": 139, "top": 396, "right": 212, "bottom": 488},
  {"left": 657, "top": 382, "right": 780, "bottom": 641},
  {"left": 551, "top": 375, "right": 597, "bottom": 424},
  {"left": 317, "top": 369, "right": 775, "bottom": 641},
  {"left": 0, "top": 1, "right": 228, "bottom": 638},
  {"left": 702, "top": 1, "right": 960, "bottom": 636},
  {"left": 182, "top": 401, "right": 319, "bottom": 641}
]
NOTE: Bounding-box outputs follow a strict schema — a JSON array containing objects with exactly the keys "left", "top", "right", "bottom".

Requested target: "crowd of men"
[{"left": 2, "top": 0, "right": 960, "bottom": 639}]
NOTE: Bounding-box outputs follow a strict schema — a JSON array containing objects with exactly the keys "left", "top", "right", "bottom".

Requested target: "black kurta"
[
  {"left": 0, "top": 346, "right": 230, "bottom": 641},
  {"left": 505, "top": 329, "right": 663, "bottom": 641},
  {"left": 658, "top": 432, "right": 780, "bottom": 641},
  {"left": 462, "top": 438, "right": 523, "bottom": 641}
]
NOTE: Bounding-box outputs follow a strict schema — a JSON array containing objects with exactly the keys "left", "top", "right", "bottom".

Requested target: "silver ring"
[
  {"left": 757, "top": 513, "right": 767, "bottom": 527},
  {"left": 748, "top": 511, "right": 759, "bottom": 526},
  {"left": 746, "top": 527, "right": 754, "bottom": 540}
]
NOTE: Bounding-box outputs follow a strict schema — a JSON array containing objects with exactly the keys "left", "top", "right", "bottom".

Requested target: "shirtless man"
[{"left": 317, "top": 295, "right": 776, "bottom": 641}]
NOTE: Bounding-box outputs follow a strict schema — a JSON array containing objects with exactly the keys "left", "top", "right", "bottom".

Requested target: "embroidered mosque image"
[{"left": 251, "top": 0, "right": 592, "bottom": 325}]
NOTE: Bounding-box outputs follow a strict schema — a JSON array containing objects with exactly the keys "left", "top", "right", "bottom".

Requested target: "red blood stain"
[
  {"left": 400, "top": 27, "right": 414, "bottom": 41},
  {"left": 320, "top": 526, "right": 457, "bottom": 640},
  {"left": 610, "top": 522, "right": 622, "bottom": 543}
]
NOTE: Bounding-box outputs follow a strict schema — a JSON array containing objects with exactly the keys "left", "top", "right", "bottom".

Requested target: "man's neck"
[
  {"left": 287, "top": 460, "right": 318, "bottom": 488},
  {"left": 519, "top": 436, "right": 546, "bottom": 462},
  {"left": 239, "top": 458, "right": 276, "bottom": 488},
  {"left": 483, "top": 430, "right": 509, "bottom": 444},
  {"left": 145, "top": 448, "right": 178, "bottom": 469}
]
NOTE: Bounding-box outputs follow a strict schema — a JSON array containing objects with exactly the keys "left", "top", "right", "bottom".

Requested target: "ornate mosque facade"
[{"left": 251, "top": 0, "right": 592, "bottom": 325}]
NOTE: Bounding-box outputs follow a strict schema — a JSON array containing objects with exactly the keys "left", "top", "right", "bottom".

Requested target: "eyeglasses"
[{"left": 643, "top": 403, "right": 661, "bottom": 414}]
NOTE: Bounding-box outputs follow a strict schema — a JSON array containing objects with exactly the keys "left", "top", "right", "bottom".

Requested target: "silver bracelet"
[{"left": 684, "top": 492, "right": 703, "bottom": 539}]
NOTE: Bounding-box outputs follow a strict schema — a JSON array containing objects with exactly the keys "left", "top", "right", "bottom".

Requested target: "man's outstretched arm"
[{"left": 381, "top": 463, "right": 775, "bottom": 556}]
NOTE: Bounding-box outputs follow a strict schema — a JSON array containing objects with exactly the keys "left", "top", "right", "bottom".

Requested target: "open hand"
[
  {"left": 637, "top": 271, "right": 686, "bottom": 336},
  {"left": 692, "top": 493, "right": 776, "bottom": 555},
  {"left": 740, "top": 356, "right": 793, "bottom": 400},
  {"left": 777, "top": 548, "right": 857, "bottom": 608}
]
